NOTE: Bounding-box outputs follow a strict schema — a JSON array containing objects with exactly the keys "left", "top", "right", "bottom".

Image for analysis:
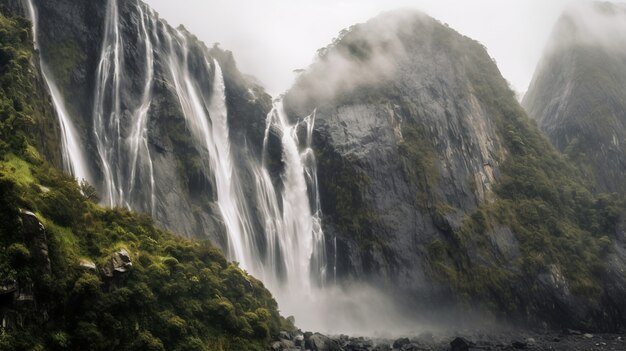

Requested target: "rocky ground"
[{"left": 269, "top": 329, "right": 626, "bottom": 351}]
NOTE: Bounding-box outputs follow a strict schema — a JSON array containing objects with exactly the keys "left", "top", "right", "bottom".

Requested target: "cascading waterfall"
[
  {"left": 93, "top": 0, "right": 124, "bottom": 207},
  {"left": 25, "top": 0, "right": 91, "bottom": 183},
  {"left": 127, "top": 4, "right": 157, "bottom": 216},
  {"left": 31, "top": 0, "right": 339, "bottom": 331},
  {"left": 254, "top": 102, "right": 327, "bottom": 291},
  {"left": 162, "top": 28, "right": 260, "bottom": 271},
  {"left": 92, "top": 0, "right": 158, "bottom": 213},
  {"left": 160, "top": 17, "right": 329, "bottom": 311}
]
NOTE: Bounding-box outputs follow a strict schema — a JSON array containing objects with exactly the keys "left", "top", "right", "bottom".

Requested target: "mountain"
[
  {"left": 2, "top": 0, "right": 626, "bottom": 340},
  {"left": 0, "top": 6, "right": 289, "bottom": 351},
  {"left": 523, "top": 2, "right": 626, "bottom": 194},
  {"left": 284, "top": 10, "right": 626, "bottom": 330}
]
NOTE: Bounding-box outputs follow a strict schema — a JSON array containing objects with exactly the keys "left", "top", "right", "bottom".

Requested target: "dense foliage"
[{"left": 0, "top": 11, "right": 288, "bottom": 351}]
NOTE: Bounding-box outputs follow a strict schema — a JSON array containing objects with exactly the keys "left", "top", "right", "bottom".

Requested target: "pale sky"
[{"left": 144, "top": 0, "right": 593, "bottom": 96}]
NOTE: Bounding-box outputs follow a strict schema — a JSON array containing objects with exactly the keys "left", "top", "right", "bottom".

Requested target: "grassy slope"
[{"left": 0, "top": 10, "right": 290, "bottom": 351}]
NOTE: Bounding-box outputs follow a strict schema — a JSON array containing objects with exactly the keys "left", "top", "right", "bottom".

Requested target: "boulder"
[
  {"left": 450, "top": 337, "right": 474, "bottom": 351},
  {"left": 102, "top": 249, "right": 133, "bottom": 277},
  {"left": 511, "top": 340, "right": 527, "bottom": 349},
  {"left": 306, "top": 333, "right": 342, "bottom": 351},
  {"left": 79, "top": 258, "right": 97, "bottom": 271},
  {"left": 393, "top": 337, "right": 410, "bottom": 349}
]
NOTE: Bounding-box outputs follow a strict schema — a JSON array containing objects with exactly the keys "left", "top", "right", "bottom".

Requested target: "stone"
[
  {"left": 102, "top": 249, "right": 133, "bottom": 277},
  {"left": 565, "top": 329, "right": 582, "bottom": 335},
  {"left": 79, "top": 259, "right": 97, "bottom": 271},
  {"left": 393, "top": 337, "right": 411, "bottom": 349},
  {"left": 511, "top": 341, "right": 527, "bottom": 349},
  {"left": 450, "top": 337, "right": 472, "bottom": 351},
  {"left": 583, "top": 333, "right": 594, "bottom": 339},
  {"left": 294, "top": 334, "right": 305, "bottom": 347},
  {"left": 307, "top": 333, "right": 342, "bottom": 351},
  {"left": 280, "top": 339, "right": 296, "bottom": 349}
]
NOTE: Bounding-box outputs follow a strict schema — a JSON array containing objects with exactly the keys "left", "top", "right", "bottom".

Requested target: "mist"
[
  {"left": 550, "top": 1, "right": 626, "bottom": 51},
  {"left": 143, "top": 0, "right": 602, "bottom": 96}
]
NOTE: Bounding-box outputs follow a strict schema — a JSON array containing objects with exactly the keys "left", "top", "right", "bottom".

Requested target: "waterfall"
[
  {"left": 127, "top": 4, "right": 157, "bottom": 216},
  {"left": 92, "top": 0, "right": 158, "bottom": 212},
  {"left": 25, "top": 0, "right": 91, "bottom": 183},
  {"left": 163, "top": 28, "right": 259, "bottom": 271},
  {"left": 254, "top": 102, "right": 327, "bottom": 290},
  {"left": 160, "top": 18, "right": 328, "bottom": 307},
  {"left": 29, "top": 0, "right": 332, "bottom": 331}
]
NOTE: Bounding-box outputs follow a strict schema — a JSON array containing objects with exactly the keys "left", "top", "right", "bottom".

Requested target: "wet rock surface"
[{"left": 269, "top": 330, "right": 626, "bottom": 351}]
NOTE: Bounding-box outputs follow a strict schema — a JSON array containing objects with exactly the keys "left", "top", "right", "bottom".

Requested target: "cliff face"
[
  {"left": 286, "top": 12, "right": 504, "bottom": 293},
  {"left": 523, "top": 2, "right": 626, "bottom": 194},
  {"left": 285, "top": 10, "right": 625, "bottom": 329},
  {"left": 28, "top": 0, "right": 272, "bottom": 244}
]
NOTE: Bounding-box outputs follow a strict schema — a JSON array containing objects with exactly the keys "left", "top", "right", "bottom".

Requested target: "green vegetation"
[
  {"left": 0, "top": 13, "right": 36, "bottom": 158},
  {"left": 397, "top": 122, "right": 439, "bottom": 207},
  {"left": 0, "top": 12, "right": 288, "bottom": 350}
]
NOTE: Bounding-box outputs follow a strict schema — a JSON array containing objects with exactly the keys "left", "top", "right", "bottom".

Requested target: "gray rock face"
[
  {"left": 285, "top": 10, "right": 504, "bottom": 298},
  {"left": 284, "top": 9, "right": 626, "bottom": 330},
  {"left": 523, "top": 2, "right": 626, "bottom": 194}
]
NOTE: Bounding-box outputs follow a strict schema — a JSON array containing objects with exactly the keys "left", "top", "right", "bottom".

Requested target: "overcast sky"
[{"left": 144, "top": 0, "right": 593, "bottom": 96}]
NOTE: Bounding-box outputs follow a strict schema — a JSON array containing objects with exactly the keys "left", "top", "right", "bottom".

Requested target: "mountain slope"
[
  {"left": 0, "top": 8, "right": 288, "bottom": 350},
  {"left": 22, "top": 0, "right": 273, "bottom": 245},
  {"left": 523, "top": 2, "right": 626, "bottom": 194},
  {"left": 284, "top": 10, "right": 625, "bottom": 330}
]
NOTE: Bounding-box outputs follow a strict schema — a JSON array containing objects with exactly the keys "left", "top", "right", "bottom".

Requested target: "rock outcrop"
[{"left": 102, "top": 248, "right": 132, "bottom": 278}]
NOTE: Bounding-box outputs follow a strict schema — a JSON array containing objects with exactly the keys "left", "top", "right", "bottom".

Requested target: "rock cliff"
[{"left": 285, "top": 10, "right": 625, "bottom": 330}]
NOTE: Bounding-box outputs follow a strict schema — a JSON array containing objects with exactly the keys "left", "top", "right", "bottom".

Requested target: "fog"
[
  {"left": 551, "top": 1, "right": 626, "bottom": 50},
  {"left": 142, "top": 0, "right": 617, "bottom": 96}
]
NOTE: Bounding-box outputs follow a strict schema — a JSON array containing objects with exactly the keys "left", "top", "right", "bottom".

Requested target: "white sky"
[{"left": 144, "top": 0, "right": 594, "bottom": 96}]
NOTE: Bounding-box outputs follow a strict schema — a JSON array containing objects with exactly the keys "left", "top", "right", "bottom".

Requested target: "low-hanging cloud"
[
  {"left": 144, "top": 0, "right": 610, "bottom": 96},
  {"left": 549, "top": 1, "right": 626, "bottom": 52}
]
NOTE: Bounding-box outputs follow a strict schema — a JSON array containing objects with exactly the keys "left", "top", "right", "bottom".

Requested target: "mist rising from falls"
[{"left": 26, "top": 0, "right": 91, "bottom": 183}]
